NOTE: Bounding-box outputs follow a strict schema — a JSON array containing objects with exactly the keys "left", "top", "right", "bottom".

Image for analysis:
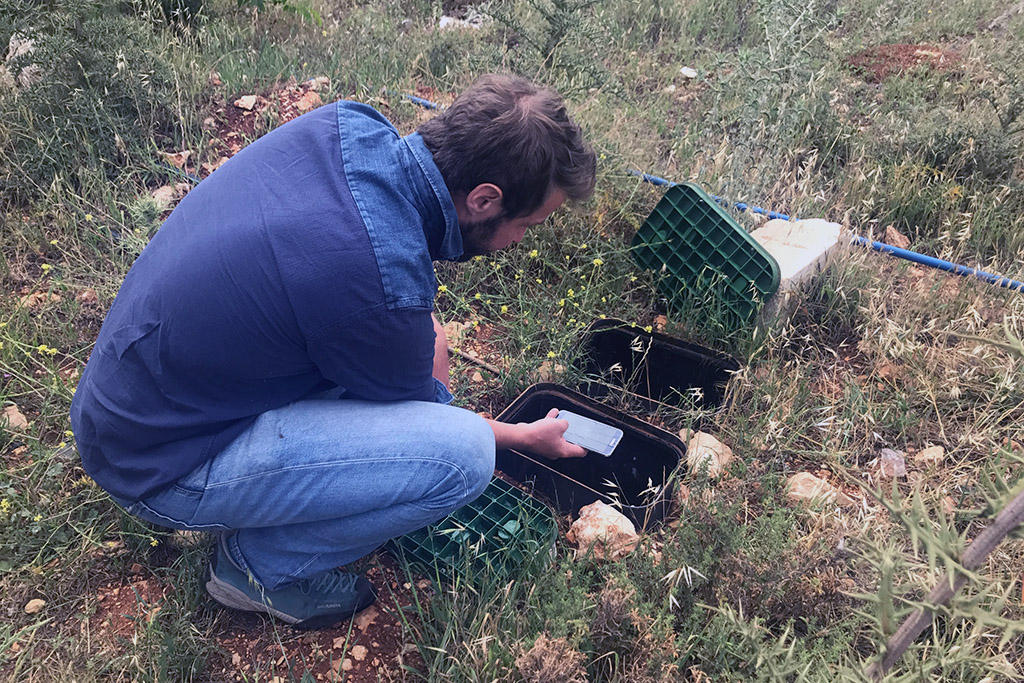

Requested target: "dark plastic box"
[
  {"left": 577, "top": 318, "right": 740, "bottom": 410},
  {"left": 495, "top": 383, "right": 685, "bottom": 529}
]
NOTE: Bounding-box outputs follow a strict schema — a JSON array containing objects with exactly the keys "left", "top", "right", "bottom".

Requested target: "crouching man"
[{"left": 71, "top": 74, "right": 595, "bottom": 628}]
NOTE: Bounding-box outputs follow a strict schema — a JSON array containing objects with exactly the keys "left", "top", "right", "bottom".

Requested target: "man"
[{"left": 70, "top": 74, "right": 596, "bottom": 628}]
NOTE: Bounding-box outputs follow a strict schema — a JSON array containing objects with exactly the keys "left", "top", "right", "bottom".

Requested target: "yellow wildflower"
[
  {"left": 643, "top": 325, "right": 653, "bottom": 333},
  {"left": 567, "top": 288, "right": 575, "bottom": 297},
  {"left": 49, "top": 239, "right": 58, "bottom": 246},
  {"left": 437, "top": 284, "right": 448, "bottom": 293},
  {"left": 474, "top": 292, "right": 481, "bottom": 300},
  {"left": 529, "top": 249, "right": 539, "bottom": 258},
  {"left": 558, "top": 299, "right": 565, "bottom": 307},
  {"left": 33, "top": 514, "right": 41, "bottom": 522},
  {"left": 592, "top": 258, "right": 603, "bottom": 266},
  {"left": 500, "top": 305, "right": 508, "bottom": 313},
  {"left": 150, "top": 538, "right": 159, "bottom": 547},
  {"left": 40, "top": 264, "right": 52, "bottom": 272},
  {"left": 84, "top": 214, "right": 93, "bottom": 221},
  {"left": 547, "top": 351, "right": 556, "bottom": 358}
]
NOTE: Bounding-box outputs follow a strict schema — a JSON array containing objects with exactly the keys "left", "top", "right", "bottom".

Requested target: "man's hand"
[{"left": 486, "top": 408, "right": 587, "bottom": 459}]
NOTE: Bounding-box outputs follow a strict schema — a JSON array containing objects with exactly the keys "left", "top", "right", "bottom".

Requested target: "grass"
[{"left": 2, "top": 0, "right": 1023, "bottom": 679}]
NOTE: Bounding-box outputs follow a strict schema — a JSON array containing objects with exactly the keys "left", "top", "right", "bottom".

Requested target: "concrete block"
[{"left": 750, "top": 218, "right": 848, "bottom": 320}]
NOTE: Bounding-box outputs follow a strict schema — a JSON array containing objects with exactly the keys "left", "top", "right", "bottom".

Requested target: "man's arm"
[{"left": 431, "top": 314, "right": 584, "bottom": 459}]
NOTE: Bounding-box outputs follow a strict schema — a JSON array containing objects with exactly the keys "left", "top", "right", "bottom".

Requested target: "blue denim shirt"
[{"left": 70, "top": 101, "right": 463, "bottom": 502}]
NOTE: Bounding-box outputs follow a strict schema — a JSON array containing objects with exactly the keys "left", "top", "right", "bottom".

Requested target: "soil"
[
  {"left": 847, "top": 43, "right": 960, "bottom": 83},
  {"left": 200, "top": 552, "right": 428, "bottom": 681}
]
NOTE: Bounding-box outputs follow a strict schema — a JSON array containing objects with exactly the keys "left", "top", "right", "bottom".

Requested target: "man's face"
[{"left": 459, "top": 189, "right": 567, "bottom": 258}]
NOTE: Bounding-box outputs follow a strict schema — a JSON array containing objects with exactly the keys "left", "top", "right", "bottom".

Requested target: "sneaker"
[{"left": 205, "top": 534, "right": 377, "bottom": 629}]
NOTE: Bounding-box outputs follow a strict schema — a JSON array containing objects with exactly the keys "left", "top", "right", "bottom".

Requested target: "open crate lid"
[{"left": 631, "top": 182, "right": 780, "bottom": 323}]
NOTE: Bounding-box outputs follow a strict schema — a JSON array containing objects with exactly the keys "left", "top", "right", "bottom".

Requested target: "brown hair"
[{"left": 417, "top": 74, "right": 596, "bottom": 218}]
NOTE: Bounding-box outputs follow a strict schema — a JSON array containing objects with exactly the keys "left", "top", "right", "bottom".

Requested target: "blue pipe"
[{"left": 627, "top": 170, "right": 1024, "bottom": 292}]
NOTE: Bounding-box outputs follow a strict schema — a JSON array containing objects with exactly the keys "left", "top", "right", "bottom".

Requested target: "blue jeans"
[{"left": 117, "top": 395, "right": 495, "bottom": 590}]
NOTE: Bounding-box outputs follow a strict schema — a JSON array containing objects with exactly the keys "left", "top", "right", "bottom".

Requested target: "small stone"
[
  {"left": 941, "top": 496, "right": 956, "bottom": 515},
  {"left": 535, "top": 360, "right": 565, "bottom": 382},
  {"left": 415, "top": 579, "right": 431, "bottom": 590},
  {"left": 354, "top": 605, "right": 378, "bottom": 631},
  {"left": 662, "top": 84, "right": 676, "bottom": 93},
  {"left": 151, "top": 184, "right": 178, "bottom": 207},
  {"left": 3, "top": 404, "right": 30, "bottom": 431},
  {"left": 19, "top": 291, "right": 61, "bottom": 308},
  {"left": 914, "top": 445, "right": 944, "bottom": 466},
  {"left": 350, "top": 645, "right": 368, "bottom": 661},
  {"left": 786, "top": 472, "right": 855, "bottom": 508},
  {"left": 129, "top": 563, "right": 144, "bottom": 574},
  {"left": 208, "top": 71, "right": 222, "bottom": 87},
  {"left": 76, "top": 288, "right": 99, "bottom": 305},
  {"left": 202, "top": 116, "right": 217, "bottom": 130},
  {"left": 305, "top": 76, "right": 330, "bottom": 91},
  {"left": 160, "top": 150, "right": 192, "bottom": 168},
  {"left": 878, "top": 448, "right": 907, "bottom": 478},
  {"left": 653, "top": 314, "right": 668, "bottom": 331},
  {"left": 24, "top": 598, "right": 45, "bottom": 614},
  {"left": 233, "top": 95, "right": 258, "bottom": 110},
  {"left": 681, "top": 430, "right": 734, "bottom": 479},
  {"left": 566, "top": 501, "right": 638, "bottom": 561},
  {"left": 680, "top": 66, "right": 698, "bottom": 78},
  {"left": 340, "top": 659, "right": 353, "bottom": 671},
  {"left": 884, "top": 225, "right": 910, "bottom": 249},
  {"left": 295, "top": 90, "right": 322, "bottom": 113},
  {"left": 231, "top": 652, "right": 241, "bottom": 666},
  {"left": 471, "top": 371, "right": 484, "bottom": 383}
]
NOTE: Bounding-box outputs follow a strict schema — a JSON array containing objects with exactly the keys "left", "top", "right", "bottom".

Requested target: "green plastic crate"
[
  {"left": 631, "top": 183, "right": 780, "bottom": 323},
  {"left": 388, "top": 477, "right": 557, "bottom": 580}
]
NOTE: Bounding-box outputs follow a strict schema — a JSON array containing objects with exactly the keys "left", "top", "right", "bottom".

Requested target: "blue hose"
[{"left": 627, "top": 170, "right": 1024, "bottom": 293}]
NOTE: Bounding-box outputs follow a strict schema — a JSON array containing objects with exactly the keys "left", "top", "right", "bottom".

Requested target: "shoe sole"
[{"left": 205, "top": 564, "right": 376, "bottom": 630}]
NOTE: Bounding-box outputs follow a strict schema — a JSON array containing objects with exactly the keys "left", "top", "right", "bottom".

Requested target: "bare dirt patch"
[
  {"left": 207, "top": 552, "right": 427, "bottom": 682},
  {"left": 847, "top": 44, "right": 959, "bottom": 83}
]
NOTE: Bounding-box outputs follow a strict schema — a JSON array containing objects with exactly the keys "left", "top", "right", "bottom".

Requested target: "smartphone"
[{"left": 557, "top": 410, "right": 623, "bottom": 456}]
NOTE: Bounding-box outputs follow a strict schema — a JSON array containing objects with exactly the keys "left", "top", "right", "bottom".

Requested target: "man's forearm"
[{"left": 485, "top": 419, "right": 530, "bottom": 451}]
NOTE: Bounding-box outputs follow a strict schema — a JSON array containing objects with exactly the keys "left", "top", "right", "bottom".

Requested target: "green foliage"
[{"left": 0, "top": 0, "right": 180, "bottom": 205}]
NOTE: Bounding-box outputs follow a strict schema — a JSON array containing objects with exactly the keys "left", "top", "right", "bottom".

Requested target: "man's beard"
[{"left": 457, "top": 213, "right": 506, "bottom": 261}]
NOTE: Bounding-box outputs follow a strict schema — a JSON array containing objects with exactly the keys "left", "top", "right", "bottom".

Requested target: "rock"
[
  {"left": 662, "top": 84, "right": 676, "bottom": 93},
  {"left": 535, "top": 360, "right": 565, "bottom": 382},
  {"left": 151, "top": 184, "right": 178, "bottom": 207},
  {"left": 24, "top": 598, "right": 45, "bottom": 614},
  {"left": 3, "top": 404, "right": 29, "bottom": 431},
  {"left": 354, "top": 605, "right": 378, "bottom": 630},
  {"left": 305, "top": 76, "right": 330, "bottom": 91},
  {"left": 914, "top": 445, "right": 944, "bottom": 466},
  {"left": 208, "top": 71, "right": 222, "bottom": 87},
  {"left": 233, "top": 95, "right": 258, "bottom": 110},
  {"left": 76, "top": 288, "right": 99, "bottom": 305},
  {"left": 653, "top": 314, "right": 668, "bottom": 331},
  {"left": 160, "top": 150, "right": 192, "bottom": 168},
  {"left": 231, "top": 652, "right": 241, "bottom": 666},
  {"left": 680, "top": 66, "right": 698, "bottom": 78},
  {"left": 295, "top": 90, "right": 322, "bottom": 113},
  {"left": 470, "top": 371, "right": 484, "bottom": 383},
  {"left": 786, "top": 472, "right": 855, "bottom": 508},
  {"left": 681, "top": 430, "right": 734, "bottom": 478},
  {"left": 884, "top": 225, "right": 910, "bottom": 249},
  {"left": 878, "top": 448, "right": 907, "bottom": 478},
  {"left": 0, "top": 65, "right": 14, "bottom": 91},
  {"left": 19, "top": 291, "right": 61, "bottom": 308},
  {"left": 6, "top": 34, "right": 42, "bottom": 88},
  {"left": 339, "top": 659, "right": 353, "bottom": 672},
  {"left": 566, "top": 501, "right": 638, "bottom": 561},
  {"left": 350, "top": 644, "right": 367, "bottom": 661}
]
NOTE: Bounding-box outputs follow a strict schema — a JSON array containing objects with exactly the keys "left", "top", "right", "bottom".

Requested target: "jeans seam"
[{"left": 133, "top": 499, "right": 230, "bottom": 531}]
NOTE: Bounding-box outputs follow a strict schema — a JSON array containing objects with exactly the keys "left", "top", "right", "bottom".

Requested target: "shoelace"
[{"left": 299, "top": 569, "right": 360, "bottom": 595}]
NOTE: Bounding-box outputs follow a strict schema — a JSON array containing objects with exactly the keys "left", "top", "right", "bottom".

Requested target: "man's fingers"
[{"left": 545, "top": 408, "right": 559, "bottom": 419}]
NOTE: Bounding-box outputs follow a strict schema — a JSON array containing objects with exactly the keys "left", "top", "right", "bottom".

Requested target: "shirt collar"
[{"left": 402, "top": 132, "right": 463, "bottom": 261}]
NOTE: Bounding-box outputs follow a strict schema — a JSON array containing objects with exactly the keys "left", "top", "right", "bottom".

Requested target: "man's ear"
[{"left": 463, "top": 183, "right": 504, "bottom": 220}]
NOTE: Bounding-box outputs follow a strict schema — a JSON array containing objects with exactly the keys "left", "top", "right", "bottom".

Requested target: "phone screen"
[{"left": 557, "top": 410, "right": 623, "bottom": 456}]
